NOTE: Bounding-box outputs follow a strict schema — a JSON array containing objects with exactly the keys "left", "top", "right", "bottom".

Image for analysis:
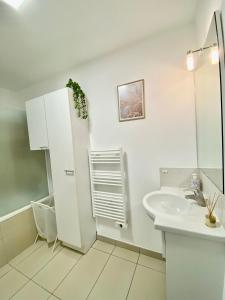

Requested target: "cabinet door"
[
  {"left": 44, "top": 88, "right": 81, "bottom": 248},
  {"left": 26, "top": 96, "right": 48, "bottom": 150}
]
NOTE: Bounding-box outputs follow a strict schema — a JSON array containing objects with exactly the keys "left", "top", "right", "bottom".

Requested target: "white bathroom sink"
[
  {"left": 143, "top": 188, "right": 225, "bottom": 243},
  {"left": 143, "top": 190, "right": 190, "bottom": 220}
]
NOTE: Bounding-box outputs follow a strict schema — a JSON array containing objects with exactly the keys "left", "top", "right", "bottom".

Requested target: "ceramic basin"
[{"left": 143, "top": 190, "right": 190, "bottom": 220}]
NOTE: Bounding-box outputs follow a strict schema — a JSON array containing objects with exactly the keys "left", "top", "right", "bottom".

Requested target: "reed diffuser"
[{"left": 205, "top": 193, "right": 220, "bottom": 228}]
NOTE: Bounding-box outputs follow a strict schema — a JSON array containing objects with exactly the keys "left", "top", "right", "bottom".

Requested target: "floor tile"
[
  {"left": 127, "top": 265, "right": 166, "bottom": 300},
  {"left": 34, "top": 246, "right": 82, "bottom": 292},
  {"left": 10, "top": 240, "right": 45, "bottom": 267},
  {"left": 54, "top": 248, "right": 109, "bottom": 300},
  {"left": 0, "top": 269, "right": 28, "bottom": 300},
  {"left": 11, "top": 280, "right": 51, "bottom": 300},
  {"left": 0, "top": 263, "right": 12, "bottom": 279},
  {"left": 112, "top": 246, "right": 139, "bottom": 263},
  {"left": 15, "top": 243, "right": 62, "bottom": 278},
  {"left": 48, "top": 296, "right": 60, "bottom": 300},
  {"left": 92, "top": 240, "right": 115, "bottom": 254},
  {"left": 88, "top": 255, "right": 135, "bottom": 300},
  {"left": 138, "top": 254, "right": 166, "bottom": 273}
]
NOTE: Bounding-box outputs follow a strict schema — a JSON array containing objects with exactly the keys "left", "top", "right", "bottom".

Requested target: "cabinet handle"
[
  {"left": 64, "top": 170, "right": 74, "bottom": 175},
  {"left": 40, "top": 146, "right": 48, "bottom": 149}
]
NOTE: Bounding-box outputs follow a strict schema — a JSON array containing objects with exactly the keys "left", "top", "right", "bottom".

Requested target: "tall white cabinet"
[{"left": 26, "top": 88, "right": 96, "bottom": 253}]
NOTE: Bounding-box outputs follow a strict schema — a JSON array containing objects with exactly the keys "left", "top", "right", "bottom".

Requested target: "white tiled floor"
[
  {"left": 0, "top": 239, "right": 166, "bottom": 300},
  {"left": 112, "top": 246, "right": 139, "bottom": 263}
]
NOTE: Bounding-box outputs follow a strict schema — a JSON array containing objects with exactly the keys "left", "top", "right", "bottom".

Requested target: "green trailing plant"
[{"left": 66, "top": 78, "right": 88, "bottom": 119}]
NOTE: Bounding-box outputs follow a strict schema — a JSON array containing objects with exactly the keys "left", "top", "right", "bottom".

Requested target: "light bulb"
[
  {"left": 2, "top": 0, "right": 25, "bottom": 9},
  {"left": 186, "top": 51, "right": 195, "bottom": 71},
  {"left": 211, "top": 45, "right": 219, "bottom": 64}
]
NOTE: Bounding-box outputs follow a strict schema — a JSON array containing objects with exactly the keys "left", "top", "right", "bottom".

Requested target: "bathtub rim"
[{"left": 0, "top": 194, "right": 54, "bottom": 222}]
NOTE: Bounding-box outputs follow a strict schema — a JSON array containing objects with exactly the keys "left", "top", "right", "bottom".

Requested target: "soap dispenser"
[{"left": 191, "top": 173, "right": 201, "bottom": 190}]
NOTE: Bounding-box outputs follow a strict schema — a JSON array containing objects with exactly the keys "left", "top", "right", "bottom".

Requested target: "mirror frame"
[
  {"left": 195, "top": 11, "right": 225, "bottom": 193},
  {"left": 215, "top": 11, "right": 225, "bottom": 194}
]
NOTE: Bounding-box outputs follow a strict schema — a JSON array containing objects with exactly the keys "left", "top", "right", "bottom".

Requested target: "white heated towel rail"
[{"left": 89, "top": 148, "right": 127, "bottom": 227}]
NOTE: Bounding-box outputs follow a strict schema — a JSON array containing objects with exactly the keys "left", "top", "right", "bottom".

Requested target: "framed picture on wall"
[{"left": 117, "top": 79, "right": 145, "bottom": 122}]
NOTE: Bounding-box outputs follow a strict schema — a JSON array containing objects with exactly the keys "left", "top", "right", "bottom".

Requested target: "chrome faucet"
[{"left": 185, "top": 188, "right": 206, "bottom": 207}]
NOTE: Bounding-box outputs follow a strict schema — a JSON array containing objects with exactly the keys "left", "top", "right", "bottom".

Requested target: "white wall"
[
  {"left": 19, "top": 24, "right": 197, "bottom": 252},
  {"left": 0, "top": 88, "right": 24, "bottom": 110}
]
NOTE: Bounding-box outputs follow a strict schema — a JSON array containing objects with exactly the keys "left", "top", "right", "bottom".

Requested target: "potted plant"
[{"left": 66, "top": 79, "right": 88, "bottom": 119}]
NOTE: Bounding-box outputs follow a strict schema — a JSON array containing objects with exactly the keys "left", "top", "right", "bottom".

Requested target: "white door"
[
  {"left": 44, "top": 88, "right": 81, "bottom": 248},
  {"left": 26, "top": 96, "right": 48, "bottom": 150}
]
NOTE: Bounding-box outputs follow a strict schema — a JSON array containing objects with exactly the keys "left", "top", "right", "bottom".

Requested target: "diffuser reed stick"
[{"left": 205, "top": 193, "right": 220, "bottom": 227}]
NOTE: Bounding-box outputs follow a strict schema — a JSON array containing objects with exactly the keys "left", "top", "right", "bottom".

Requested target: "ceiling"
[{"left": 0, "top": 0, "right": 197, "bottom": 90}]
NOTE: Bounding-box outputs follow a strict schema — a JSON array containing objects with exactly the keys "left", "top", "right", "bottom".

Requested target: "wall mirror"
[{"left": 194, "top": 11, "right": 224, "bottom": 192}]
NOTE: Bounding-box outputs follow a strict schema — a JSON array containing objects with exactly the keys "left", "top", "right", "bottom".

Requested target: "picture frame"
[{"left": 117, "top": 79, "right": 145, "bottom": 122}]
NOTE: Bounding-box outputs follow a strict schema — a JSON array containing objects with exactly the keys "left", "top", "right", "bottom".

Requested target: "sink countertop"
[{"left": 154, "top": 187, "right": 225, "bottom": 243}]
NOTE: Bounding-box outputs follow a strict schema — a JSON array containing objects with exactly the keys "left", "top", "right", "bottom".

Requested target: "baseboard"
[{"left": 97, "top": 234, "right": 164, "bottom": 261}]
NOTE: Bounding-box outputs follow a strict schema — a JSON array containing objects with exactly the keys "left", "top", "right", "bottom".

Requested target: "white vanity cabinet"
[
  {"left": 26, "top": 88, "right": 96, "bottom": 253},
  {"left": 165, "top": 232, "right": 225, "bottom": 300},
  {"left": 26, "top": 96, "right": 49, "bottom": 150}
]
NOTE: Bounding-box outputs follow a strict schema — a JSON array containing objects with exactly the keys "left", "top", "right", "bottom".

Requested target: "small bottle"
[{"left": 191, "top": 173, "right": 201, "bottom": 190}]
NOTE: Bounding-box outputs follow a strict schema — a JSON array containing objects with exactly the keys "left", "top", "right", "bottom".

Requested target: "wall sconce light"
[
  {"left": 211, "top": 44, "right": 219, "bottom": 64},
  {"left": 186, "top": 43, "right": 219, "bottom": 71},
  {"left": 186, "top": 51, "right": 195, "bottom": 71}
]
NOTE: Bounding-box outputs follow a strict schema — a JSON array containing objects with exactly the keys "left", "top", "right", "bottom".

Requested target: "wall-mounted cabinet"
[
  {"left": 26, "top": 88, "right": 96, "bottom": 253},
  {"left": 26, "top": 96, "right": 49, "bottom": 150}
]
